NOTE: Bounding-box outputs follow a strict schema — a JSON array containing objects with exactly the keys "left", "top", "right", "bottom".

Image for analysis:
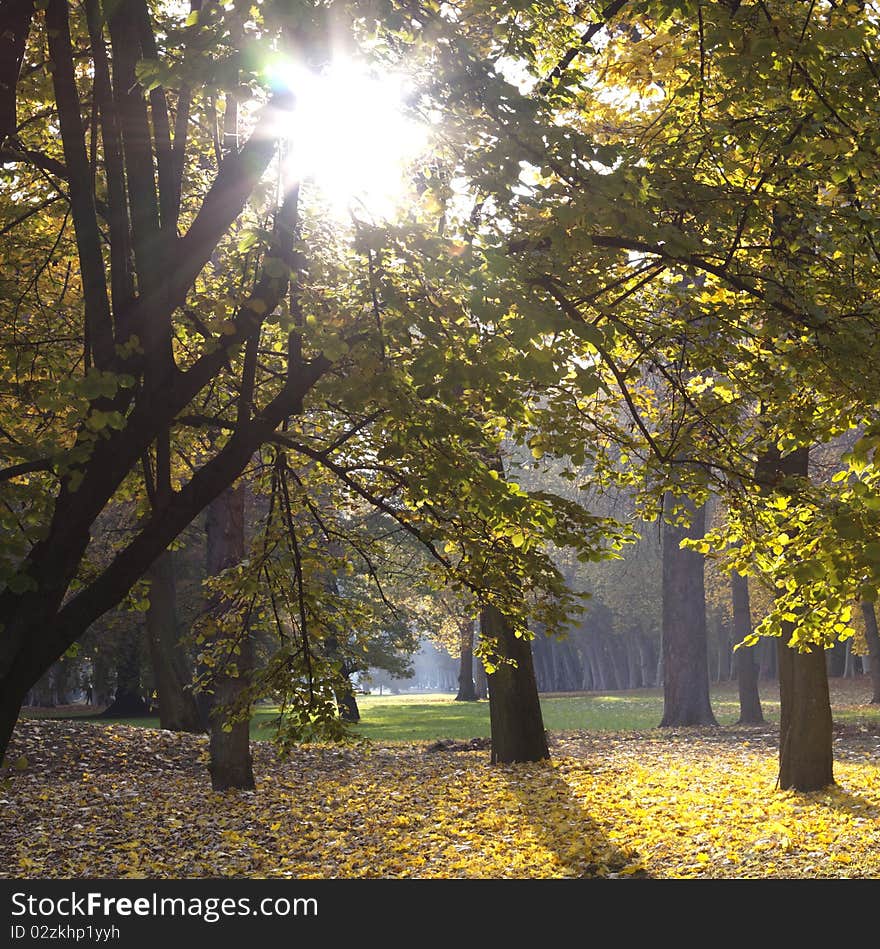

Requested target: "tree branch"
[{"left": 45, "top": 0, "right": 115, "bottom": 370}]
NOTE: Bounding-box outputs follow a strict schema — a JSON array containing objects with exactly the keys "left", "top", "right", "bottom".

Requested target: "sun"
[{"left": 269, "top": 58, "right": 430, "bottom": 220}]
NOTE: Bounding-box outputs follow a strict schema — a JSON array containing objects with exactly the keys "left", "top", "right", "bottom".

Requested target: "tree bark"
[
  {"left": 759, "top": 636, "right": 777, "bottom": 680},
  {"left": 475, "top": 655, "right": 488, "bottom": 700},
  {"left": 324, "top": 636, "right": 361, "bottom": 723},
  {"left": 455, "top": 619, "right": 478, "bottom": 701},
  {"left": 205, "top": 483, "right": 254, "bottom": 791},
  {"left": 145, "top": 550, "right": 204, "bottom": 732},
  {"left": 0, "top": 0, "right": 34, "bottom": 143},
  {"left": 860, "top": 600, "right": 880, "bottom": 703},
  {"left": 777, "top": 640, "right": 834, "bottom": 791},
  {"left": 660, "top": 497, "right": 717, "bottom": 726},
  {"left": 481, "top": 605, "right": 549, "bottom": 764},
  {"left": 761, "top": 446, "right": 834, "bottom": 791},
  {"left": 731, "top": 571, "right": 764, "bottom": 724},
  {"left": 336, "top": 687, "right": 360, "bottom": 723}
]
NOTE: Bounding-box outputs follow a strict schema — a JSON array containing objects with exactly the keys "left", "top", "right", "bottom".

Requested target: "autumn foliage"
[{"left": 3, "top": 717, "right": 879, "bottom": 879}]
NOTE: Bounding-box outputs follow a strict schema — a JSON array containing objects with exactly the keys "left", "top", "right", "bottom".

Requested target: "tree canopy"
[{"left": 3, "top": 0, "right": 880, "bottom": 790}]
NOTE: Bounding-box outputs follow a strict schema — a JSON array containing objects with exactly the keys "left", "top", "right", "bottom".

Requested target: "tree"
[
  {"left": 7, "top": 0, "right": 878, "bottom": 793},
  {"left": 99, "top": 623, "right": 150, "bottom": 717},
  {"left": 481, "top": 604, "right": 549, "bottom": 765},
  {"left": 203, "top": 482, "right": 254, "bottom": 791},
  {"left": 860, "top": 601, "right": 880, "bottom": 705},
  {"left": 660, "top": 496, "right": 717, "bottom": 726},
  {"left": 731, "top": 570, "right": 764, "bottom": 725},
  {"left": 2, "top": 0, "right": 636, "bottom": 769},
  {"left": 438, "top": 0, "right": 879, "bottom": 788},
  {"left": 144, "top": 550, "right": 204, "bottom": 732},
  {"left": 454, "top": 618, "right": 478, "bottom": 702},
  {"left": 0, "top": 0, "right": 328, "bottom": 761}
]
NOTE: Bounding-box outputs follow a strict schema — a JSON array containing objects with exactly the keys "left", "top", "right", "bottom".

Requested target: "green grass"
[{"left": 24, "top": 678, "right": 880, "bottom": 742}]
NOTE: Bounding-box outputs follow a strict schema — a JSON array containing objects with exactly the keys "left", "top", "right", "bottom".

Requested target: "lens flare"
[{"left": 269, "top": 59, "right": 429, "bottom": 220}]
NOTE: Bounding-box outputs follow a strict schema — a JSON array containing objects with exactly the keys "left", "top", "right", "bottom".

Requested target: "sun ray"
[{"left": 268, "top": 59, "right": 430, "bottom": 220}]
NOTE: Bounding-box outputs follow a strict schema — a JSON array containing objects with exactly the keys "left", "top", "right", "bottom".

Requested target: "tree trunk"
[
  {"left": 763, "top": 446, "right": 834, "bottom": 791},
  {"left": 0, "top": 682, "right": 26, "bottom": 766},
  {"left": 531, "top": 631, "right": 551, "bottom": 691},
  {"left": 322, "top": 631, "right": 361, "bottom": 723},
  {"left": 777, "top": 640, "right": 834, "bottom": 791},
  {"left": 597, "top": 631, "right": 620, "bottom": 690},
  {"left": 475, "top": 655, "right": 488, "bottom": 700},
  {"left": 145, "top": 550, "right": 204, "bottom": 732},
  {"left": 0, "top": 0, "right": 34, "bottom": 143},
  {"left": 759, "top": 636, "right": 777, "bottom": 680},
  {"left": 455, "top": 619, "right": 478, "bottom": 701},
  {"left": 586, "top": 637, "right": 606, "bottom": 691},
  {"left": 660, "top": 497, "right": 717, "bottom": 726},
  {"left": 336, "top": 687, "right": 360, "bottom": 722},
  {"left": 731, "top": 571, "right": 764, "bottom": 724},
  {"left": 638, "top": 633, "right": 656, "bottom": 688},
  {"left": 481, "top": 605, "right": 549, "bottom": 764},
  {"left": 860, "top": 600, "right": 880, "bottom": 703},
  {"left": 843, "top": 639, "right": 854, "bottom": 678},
  {"left": 626, "top": 634, "right": 642, "bottom": 689},
  {"left": 100, "top": 627, "right": 151, "bottom": 717},
  {"left": 609, "top": 636, "right": 629, "bottom": 691},
  {"left": 826, "top": 640, "right": 846, "bottom": 678},
  {"left": 205, "top": 483, "right": 254, "bottom": 791},
  {"left": 561, "top": 639, "right": 583, "bottom": 691}
]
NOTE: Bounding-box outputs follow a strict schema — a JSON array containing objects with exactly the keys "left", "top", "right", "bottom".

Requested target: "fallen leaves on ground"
[{"left": 1, "top": 719, "right": 879, "bottom": 879}]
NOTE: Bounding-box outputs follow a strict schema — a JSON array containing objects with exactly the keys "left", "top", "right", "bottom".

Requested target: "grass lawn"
[{"left": 21, "top": 677, "right": 880, "bottom": 743}]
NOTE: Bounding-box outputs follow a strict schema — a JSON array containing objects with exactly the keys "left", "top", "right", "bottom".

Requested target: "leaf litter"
[{"left": 1, "top": 719, "right": 879, "bottom": 879}]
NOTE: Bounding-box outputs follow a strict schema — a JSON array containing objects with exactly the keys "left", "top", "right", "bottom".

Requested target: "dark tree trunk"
[
  {"left": 455, "top": 619, "right": 478, "bottom": 701},
  {"left": 52, "top": 660, "right": 77, "bottom": 705},
  {"left": 860, "top": 600, "right": 880, "bottom": 703},
  {"left": 92, "top": 649, "right": 112, "bottom": 706},
  {"left": 777, "top": 640, "right": 834, "bottom": 791},
  {"left": 731, "top": 571, "right": 764, "bottom": 724},
  {"left": 826, "top": 640, "right": 846, "bottom": 678},
  {"left": 205, "top": 484, "right": 254, "bottom": 791},
  {"left": 145, "top": 550, "right": 204, "bottom": 732},
  {"left": 101, "top": 628, "right": 151, "bottom": 717},
  {"left": 660, "top": 497, "right": 717, "bottom": 726},
  {"left": 322, "top": 631, "right": 361, "bottom": 723},
  {"left": 759, "top": 636, "right": 777, "bottom": 680},
  {"left": 760, "top": 446, "right": 834, "bottom": 791},
  {"left": 0, "top": 0, "right": 34, "bottom": 143},
  {"left": 475, "top": 656, "right": 488, "bottom": 700},
  {"left": 0, "top": 682, "right": 25, "bottom": 765},
  {"left": 481, "top": 605, "right": 549, "bottom": 764},
  {"left": 336, "top": 688, "right": 360, "bottom": 722}
]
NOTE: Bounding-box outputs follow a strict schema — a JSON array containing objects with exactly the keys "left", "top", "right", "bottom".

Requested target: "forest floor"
[{"left": 2, "top": 711, "right": 879, "bottom": 879}]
